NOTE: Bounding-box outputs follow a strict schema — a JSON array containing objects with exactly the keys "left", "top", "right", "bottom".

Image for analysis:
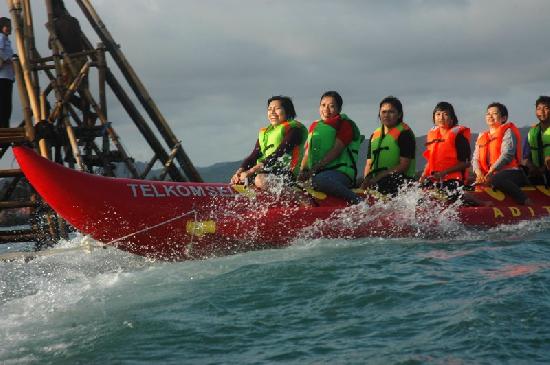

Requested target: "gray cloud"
[{"left": 1, "top": 0, "right": 549, "bottom": 168}]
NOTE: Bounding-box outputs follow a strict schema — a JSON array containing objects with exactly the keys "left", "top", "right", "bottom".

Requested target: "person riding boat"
[
  {"left": 473, "top": 102, "right": 532, "bottom": 205},
  {"left": 523, "top": 96, "right": 550, "bottom": 186},
  {"left": 361, "top": 96, "right": 416, "bottom": 196},
  {"left": 419, "top": 102, "right": 471, "bottom": 197},
  {"left": 231, "top": 95, "right": 307, "bottom": 189},
  {"left": 298, "top": 91, "right": 363, "bottom": 204}
]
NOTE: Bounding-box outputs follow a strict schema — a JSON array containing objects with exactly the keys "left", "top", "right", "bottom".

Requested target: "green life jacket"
[
  {"left": 368, "top": 122, "right": 416, "bottom": 178},
  {"left": 258, "top": 119, "right": 307, "bottom": 175},
  {"left": 306, "top": 113, "right": 364, "bottom": 181},
  {"left": 527, "top": 123, "right": 550, "bottom": 168}
]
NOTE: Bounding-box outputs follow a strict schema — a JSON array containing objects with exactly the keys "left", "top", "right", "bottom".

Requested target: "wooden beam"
[{"left": 76, "top": 0, "right": 203, "bottom": 182}]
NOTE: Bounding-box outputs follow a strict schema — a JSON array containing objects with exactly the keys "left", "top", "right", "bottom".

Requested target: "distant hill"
[
  {"left": 178, "top": 126, "right": 533, "bottom": 182},
  {"left": 197, "top": 161, "right": 241, "bottom": 183}
]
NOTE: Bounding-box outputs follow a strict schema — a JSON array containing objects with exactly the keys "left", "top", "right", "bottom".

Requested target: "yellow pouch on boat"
[
  {"left": 232, "top": 184, "right": 256, "bottom": 198},
  {"left": 354, "top": 188, "right": 389, "bottom": 202},
  {"left": 536, "top": 185, "right": 550, "bottom": 196},
  {"left": 186, "top": 220, "right": 216, "bottom": 237},
  {"left": 305, "top": 188, "right": 327, "bottom": 200},
  {"left": 483, "top": 187, "right": 505, "bottom": 201}
]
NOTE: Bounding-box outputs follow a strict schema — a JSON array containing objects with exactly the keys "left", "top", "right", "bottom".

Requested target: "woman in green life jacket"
[
  {"left": 230, "top": 95, "right": 307, "bottom": 189},
  {"left": 298, "top": 91, "right": 363, "bottom": 204},
  {"left": 361, "top": 96, "right": 416, "bottom": 196}
]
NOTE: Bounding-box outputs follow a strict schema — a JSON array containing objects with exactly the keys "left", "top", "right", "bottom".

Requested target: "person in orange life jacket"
[
  {"left": 230, "top": 96, "right": 306, "bottom": 189},
  {"left": 360, "top": 96, "right": 416, "bottom": 196},
  {"left": 297, "top": 91, "right": 362, "bottom": 204},
  {"left": 472, "top": 102, "right": 532, "bottom": 205},
  {"left": 419, "top": 102, "right": 471, "bottom": 196},
  {"left": 522, "top": 96, "right": 550, "bottom": 185}
]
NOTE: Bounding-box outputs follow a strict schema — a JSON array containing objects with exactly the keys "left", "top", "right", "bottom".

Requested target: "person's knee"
[
  {"left": 254, "top": 174, "right": 267, "bottom": 189},
  {"left": 311, "top": 174, "right": 327, "bottom": 189}
]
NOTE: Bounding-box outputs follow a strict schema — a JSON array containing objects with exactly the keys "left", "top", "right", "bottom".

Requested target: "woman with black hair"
[
  {"left": 231, "top": 95, "right": 307, "bottom": 189},
  {"left": 298, "top": 91, "right": 363, "bottom": 204},
  {"left": 419, "top": 101, "right": 471, "bottom": 192},
  {"left": 473, "top": 102, "right": 531, "bottom": 205},
  {"left": 361, "top": 96, "right": 416, "bottom": 196}
]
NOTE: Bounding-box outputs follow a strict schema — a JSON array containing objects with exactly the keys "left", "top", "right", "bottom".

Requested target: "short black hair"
[
  {"left": 433, "top": 101, "right": 459, "bottom": 126},
  {"left": 267, "top": 95, "right": 296, "bottom": 120},
  {"left": 320, "top": 91, "right": 343, "bottom": 112},
  {"left": 379, "top": 96, "right": 403, "bottom": 123},
  {"left": 487, "top": 102, "right": 508, "bottom": 121},
  {"left": 536, "top": 96, "right": 550, "bottom": 108},
  {"left": 0, "top": 17, "right": 11, "bottom": 29}
]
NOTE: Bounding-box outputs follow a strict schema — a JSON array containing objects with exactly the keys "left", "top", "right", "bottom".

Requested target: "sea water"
[{"left": 1, "top": 215, "right": 550, "bottom": 364}]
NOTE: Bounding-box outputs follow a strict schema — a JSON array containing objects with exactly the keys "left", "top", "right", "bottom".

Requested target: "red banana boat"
[{"left": 13, "top": 146, "right": 550, "bottom": 261}]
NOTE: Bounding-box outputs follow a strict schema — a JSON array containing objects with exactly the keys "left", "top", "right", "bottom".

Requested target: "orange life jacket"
[
  {"left": 423, "top": 125, "right": 471, "bottom": 182},
  {"left": 476, "top": 122, "right": 521, "bottom": 174}
]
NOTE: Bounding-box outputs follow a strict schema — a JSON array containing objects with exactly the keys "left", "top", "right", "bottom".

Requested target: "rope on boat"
[
  {"left": 105, "top": 209, "right": 197, "bottom": 245},
  {"left": 0, "top": 237, "right": 105, "bottom": 262},
  {"left": 0, "top": 210, "right": 198, "bottom": 262}
]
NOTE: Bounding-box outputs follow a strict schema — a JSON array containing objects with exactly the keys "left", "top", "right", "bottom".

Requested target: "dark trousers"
[
  {"left": 0, "top": 79, "right": 14, "bottom": 128},
  {"left": 489, "top": 169, "right": 529, "bottom": 204},
  {"left": 375, "top": 172, "right": 413, "bottom": 196}
]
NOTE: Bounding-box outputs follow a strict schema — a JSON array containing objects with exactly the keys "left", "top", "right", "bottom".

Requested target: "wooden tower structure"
[{"left": 0, "top": 0, "right": 202, "bottom": 247}]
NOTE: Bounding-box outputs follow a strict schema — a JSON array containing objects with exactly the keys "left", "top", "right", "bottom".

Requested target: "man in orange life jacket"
[
  {"left": 522, "top": 96, "right": 550, "bottom": 185},
  {"left": 472, "top": 102, "right": 531, "bottom": 205},
  {"left": 419, "top": 102, "right": 471, "bottom": 198}
]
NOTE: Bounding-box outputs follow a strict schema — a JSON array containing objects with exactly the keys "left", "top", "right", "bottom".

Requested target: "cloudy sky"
[{"left": 1, "top": 0, "right": 549, "bottom": 169}]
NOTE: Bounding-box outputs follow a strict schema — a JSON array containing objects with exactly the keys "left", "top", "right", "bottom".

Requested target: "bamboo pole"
[
  {"left": 12, "top": 56, "right": 34, "bottom": 141},
  {"left": 62, "top": 72, "right": 87, "bottom": 171},
  {"left": 21, "top": 0, "right": 39, "bottom": 100},
  {"left": 44, "top": 61, "right": 88, "bottom": 171},
  {"left": 139, "top": 154, "right": 158, "bottom": 179},
  {"left": 76, "top": 0, "right": 203, "bottom": 182},
  {"left": 0, "top": 169, "right": 23, "bottom": 178},
  {"left": 33, "top": 49, "right": 116, "bottom": 175},
  {"left": 159, "top": 141, "right": 182, "bottom": 181},
  {"left": 32, "top": 49, "right": 97, "bottom": 63},
  {"left": 96, "top": 43, "right": 107, "bottom": 119},
  {"left": 38, "top": 139, "right": 51, "bottom": 159},
  {"left": 46, "top": 22, "right": 140, "bottom": 178},
  {"left": 39, "top": 84, "right": 52, "bottom": 121},
  {"left": 0, "top": 127, "right": 26, "bottom": 136},
  {"left": 48, "top": 60, "right": 90, "bottom": 122},
  {"left": 76, "top": 27, "right": 185, "bottom": 181},
  {"left": 0, "top": 200, "right": 37, "bottom": 208},
  {"left": 7, "top": 0, "right": 40, "bottom": 126},
  {"left": 96, "top": 42, "right": 109, "bottom": 153}
]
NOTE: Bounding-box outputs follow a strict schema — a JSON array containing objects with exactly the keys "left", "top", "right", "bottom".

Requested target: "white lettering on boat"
[
  {"left": 151, "top": 184, "right": 166, "bottom": 197},
  {"left": 140, "top": 184, "right": 155, "bottom": 197},
  {"left": 127, "top": 183, "right": 236, "bottom": 199},
  {"left": 176, "top": 186, "right": 191, "bottom": 196},
  {"left": 163, "top": 185, "right": 179, "bottom": 197}
]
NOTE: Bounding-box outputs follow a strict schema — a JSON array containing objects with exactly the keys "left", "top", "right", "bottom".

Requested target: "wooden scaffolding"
[{"left": 0, "top": 0, "right": 202, "bottom": 247}]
